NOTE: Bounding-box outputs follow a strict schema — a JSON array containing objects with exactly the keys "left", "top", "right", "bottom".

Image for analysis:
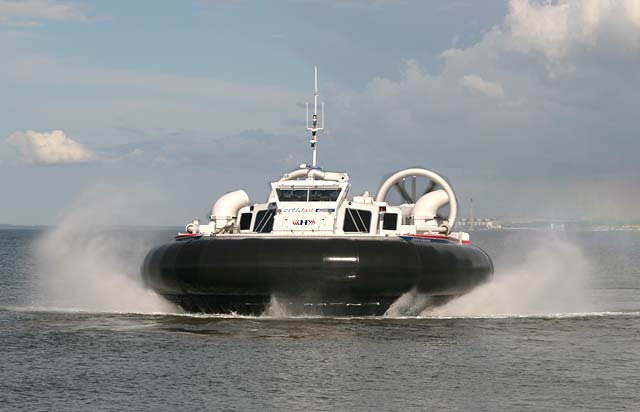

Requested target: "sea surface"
[{"left": 1, "top": 227, "right": 639, "bottom": 411}]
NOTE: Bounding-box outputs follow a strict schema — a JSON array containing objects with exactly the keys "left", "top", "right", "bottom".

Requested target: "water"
[{"left": 1, "top": 228, "right": 640, "bottom": 411}]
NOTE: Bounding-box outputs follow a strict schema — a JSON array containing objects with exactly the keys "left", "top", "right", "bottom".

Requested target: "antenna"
[{"left": 306, "top": 66, "right": 324, "bottom": 168}]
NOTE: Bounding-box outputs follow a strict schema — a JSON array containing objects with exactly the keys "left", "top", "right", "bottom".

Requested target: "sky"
[{"left": 1, "top": 0, "right": 639, "bottom": 225}]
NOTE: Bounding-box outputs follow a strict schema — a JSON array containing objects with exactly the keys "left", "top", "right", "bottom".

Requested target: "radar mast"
[{"left": 306, "top": 66, "right": 324, "bottom": 168}]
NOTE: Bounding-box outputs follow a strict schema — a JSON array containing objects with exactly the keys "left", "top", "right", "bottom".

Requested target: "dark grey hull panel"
[{"left": 141, "top": 237, "right": 493, "bottom": 316}]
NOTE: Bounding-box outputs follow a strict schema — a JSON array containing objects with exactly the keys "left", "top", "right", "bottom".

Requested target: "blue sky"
[{"left": 1, "top": 0, "right": 639, "bottom": 225}]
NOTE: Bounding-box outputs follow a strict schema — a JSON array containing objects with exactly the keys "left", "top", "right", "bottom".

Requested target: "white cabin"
[{"left": 181, "top": 166, "right": 469, "bottom": 244}]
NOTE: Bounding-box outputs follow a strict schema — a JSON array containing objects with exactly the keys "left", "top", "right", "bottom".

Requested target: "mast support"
[{"left": 306, "top": 66, "right": 324, "bottom": 168}]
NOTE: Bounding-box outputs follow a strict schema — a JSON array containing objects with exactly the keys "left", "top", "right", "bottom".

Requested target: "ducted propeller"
[{"left": 376, "top": 168, "right": 457, "bottom": 234}]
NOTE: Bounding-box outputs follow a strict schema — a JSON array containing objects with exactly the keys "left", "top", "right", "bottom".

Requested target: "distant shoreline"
[{"left": 0, "top": 224, "right": 48, "bottom": 230}]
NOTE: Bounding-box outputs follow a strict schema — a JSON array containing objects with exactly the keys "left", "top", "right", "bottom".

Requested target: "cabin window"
[
  {"left": 276, "top": 189, "right": 308, "bottom": 202},
  {"left": 343, "top": 209, "right": 372, "bottom": 233},
  {"left": 308, "top": 188, "right": 341, "bottom": 202},
  {"left": 254, "top": 209, "right": 275, "bottom": 233},
  {"left": 239, "top": 212, "right": 253, "bottom": 230},
  {"left": 382, "top": 213, "right": 398, "bottom": 231}
]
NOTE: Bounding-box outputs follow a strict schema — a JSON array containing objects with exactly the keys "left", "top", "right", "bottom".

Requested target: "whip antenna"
[{"left": 306, "top": 66, "right": 324, "bottom": 167}]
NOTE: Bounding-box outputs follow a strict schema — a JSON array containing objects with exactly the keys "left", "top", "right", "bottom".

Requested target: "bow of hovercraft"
[{"left": 140, "top": 166, "right": 494, "bottom": 316}]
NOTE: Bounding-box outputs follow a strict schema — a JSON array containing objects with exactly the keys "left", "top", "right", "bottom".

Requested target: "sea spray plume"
[
  {"left": 382, "top": 234, "right": 593, "bottom": 318},
  {"left": 262, "top": 295, "right": 293, "bottom": 317},
  {"left": 33, "top": 184, "right": 177, "bottom": 313},
  {"left": 425, "top": 234, "right": 593, "bottom": 317},
  {"left": 384, "top": 289, "right": 439, "bottom": 317}
]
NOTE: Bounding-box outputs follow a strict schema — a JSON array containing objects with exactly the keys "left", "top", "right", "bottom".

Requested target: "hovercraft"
[{"left": 142, "top": 69, "right": 493, "bottom": 316}]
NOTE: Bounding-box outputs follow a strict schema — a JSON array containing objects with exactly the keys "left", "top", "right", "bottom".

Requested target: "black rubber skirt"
[{"left": 141, "top": 236, "right": 493, "bottom": 316}]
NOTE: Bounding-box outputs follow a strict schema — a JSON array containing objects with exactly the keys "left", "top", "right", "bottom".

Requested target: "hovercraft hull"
[{"left": 142, "top": 236, "right": 493, "bottom": 316}]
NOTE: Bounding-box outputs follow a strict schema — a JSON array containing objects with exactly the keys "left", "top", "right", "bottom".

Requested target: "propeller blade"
[
  {"left": 423, "top": 180, "right": 437, "bottom": 195},
  {"left": 394, "top": 182, "right": 414, "bottom": 203},
  {"left": 411, "top": 176, "right": 417, "bottom": 203}
]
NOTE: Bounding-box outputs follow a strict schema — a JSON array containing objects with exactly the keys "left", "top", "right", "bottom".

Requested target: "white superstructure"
[{"left": 179, "top": 69, "right": 470, "bottom": 244}]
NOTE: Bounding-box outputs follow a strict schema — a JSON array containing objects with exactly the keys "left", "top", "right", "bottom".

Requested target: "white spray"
[
  {"left": 386, "top": 234, "right": 593, "bottom": 318},
  {"left": 262, "top": 295, "right": 293, "bottom": 317},
  {"left": 33, "top": 184, "right": 177, "bottom": 313},
  {"left": 384, "top": 289, "right": 440, "bottom": 317}
]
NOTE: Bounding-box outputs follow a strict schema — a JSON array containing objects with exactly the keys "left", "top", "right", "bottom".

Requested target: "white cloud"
[
  {"left": 330, "top": 0, "right": 640, "bottom": 218},
  {"left": 506, "top": 0, "right": 640, "bottom": 63},
  {"left": 0, "top": 0, "right": 86, "bottom": 26},
  {"left": 459, "top": 74, "right": 504, "bottom": 98},
  {"left": 6, "top": 130, "right": 95, "bottom": 164}
]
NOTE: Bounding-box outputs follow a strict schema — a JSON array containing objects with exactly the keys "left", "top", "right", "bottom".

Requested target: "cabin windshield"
[
  {"left": 276, "top": 189, "right": 308, "bottom": 202},
  {"left": 309, "top": 188, "right": 341, "bottom": 201},
  {"left": 276, "top": 187, "right": 341, "bottom": 202}
]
